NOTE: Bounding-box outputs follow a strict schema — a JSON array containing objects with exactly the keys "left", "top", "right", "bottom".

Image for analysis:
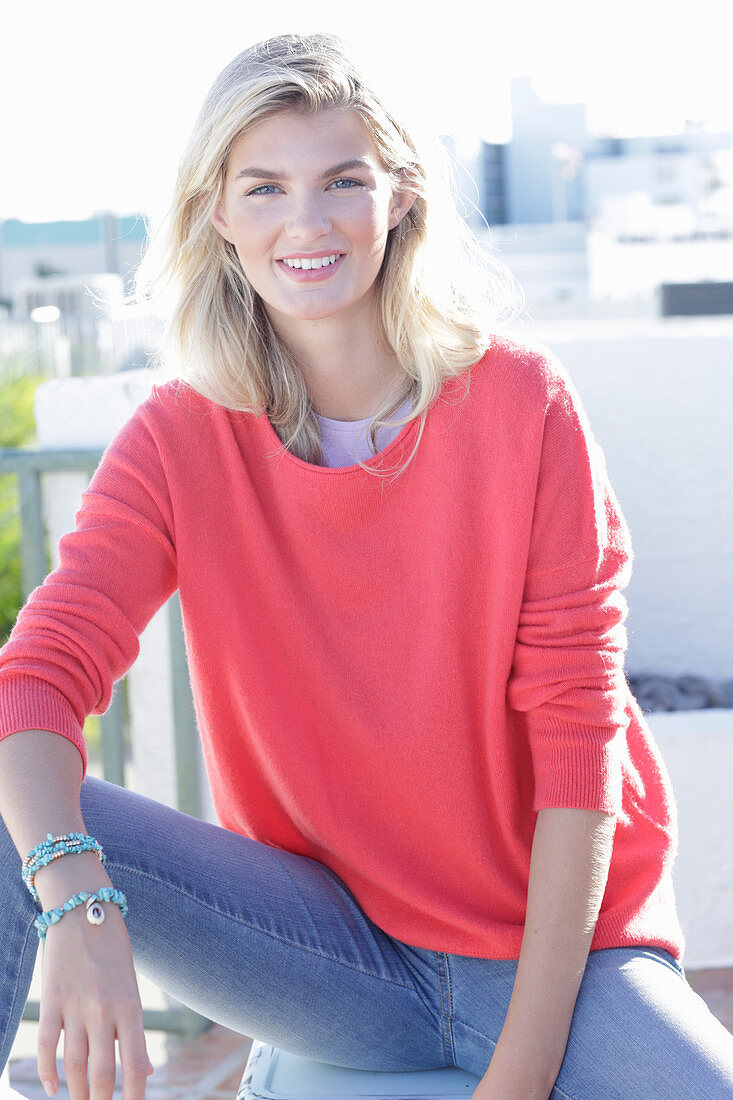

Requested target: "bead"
[
  {"left": 22, "top": 834, "right": 106, "bottom": 906},
  {"left": 34, "top": 887, "right": 128, "bottom": 942}
]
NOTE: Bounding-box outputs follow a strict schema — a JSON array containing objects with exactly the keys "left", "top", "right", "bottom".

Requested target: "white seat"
[
  {"left": 237, "top": 1040, "right": 481, "bottom": 1098},
  {"left": 0, "top": 1064, "right": 33, "bottom": 1099}
]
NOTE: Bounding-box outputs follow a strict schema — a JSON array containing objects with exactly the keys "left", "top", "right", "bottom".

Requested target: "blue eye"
[
  {"left": 247, "top": 184, "right": 280, "bottom": 196},
  {"left": 246, "top": 178, "right": 363, "bottom": 197}
]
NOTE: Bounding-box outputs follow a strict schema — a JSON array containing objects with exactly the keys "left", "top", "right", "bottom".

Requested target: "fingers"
[
  {"left": 62, "top": 1025, "right": 91, "bottom": 1099},
  {"left": 35, "top": 915, "right": 153, "bottom": 1098},
  {"left": 36, "top": 1004, "right": 62, "bottom": 1097},
  {"left": 117, "top": 1013, "right": 156, "bottom": 1100},
  {"left": 38, "top": 1011, "right": 152, "bottom": 1100},
  {"left": 87, "top": 1022, "right": 119, "bottom": 1100}
]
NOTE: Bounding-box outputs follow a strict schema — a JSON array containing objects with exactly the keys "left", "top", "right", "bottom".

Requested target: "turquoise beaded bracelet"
[
  {"left": 23, "top": 832, "right": 106, "bottom": 905},
  {"left": 34, "top": 888, "right": 129, "bottom": 942},
  {"left": 22, "top": 833, "right": 128, "bottom": 942}
]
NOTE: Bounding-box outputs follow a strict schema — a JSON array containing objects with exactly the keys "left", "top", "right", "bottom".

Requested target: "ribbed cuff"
[
  {"left": 0, "top": 676, "right": 87, "bottom": 778},
  {"left": 530, "top": 725, "right": 622, "bottom": 814}
]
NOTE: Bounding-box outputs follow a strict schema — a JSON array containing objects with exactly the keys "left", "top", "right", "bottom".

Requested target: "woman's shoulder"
[
  {"left": 129, "top": 374, "right": 247, "bottom": 443},
  {"left": 145, "top": 375, "right": 219, "bottom": 420},
  {"left": 455, "top": 332, "right": 572, "bottom": 413},
  {"left": 94, "top": 376, "right": 249, "bottom": 485}
]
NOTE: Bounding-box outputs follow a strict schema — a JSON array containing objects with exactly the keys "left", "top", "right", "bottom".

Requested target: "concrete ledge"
[{"left": 649, "top": 708, "right": 733, "bottom": 969}]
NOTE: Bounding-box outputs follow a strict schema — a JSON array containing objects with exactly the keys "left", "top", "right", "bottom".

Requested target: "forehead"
[{"left": 226, "top": 108, "right": 385, "bottom": 176}]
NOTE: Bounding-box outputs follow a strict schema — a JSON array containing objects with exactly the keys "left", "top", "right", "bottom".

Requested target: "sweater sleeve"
[
  {"left": 506, "top": 354, "right": 632, "bottom": 815},
  {"left": 0, "top": 394, "right": 178, "bottom": 779}
]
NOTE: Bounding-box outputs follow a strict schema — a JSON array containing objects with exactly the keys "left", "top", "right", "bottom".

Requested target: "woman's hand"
[
  {"left": 472, "top": 1074, "right": 551, "bottom": 1099},
  {"left": 469, "top": 808, "right": 617, "bottom": 1100},
  {"left": 0, "top": 733, "right": 154, "bottom": 1097},
  {"left": 471, "top": 1071, "right": 552, "bottom": 1099},
  {"left": 36, "top": 904, "right": 154, "bottom": 1099},
  {"left": 470, "top": 1048, "right": 554, "bottom": 1099}
]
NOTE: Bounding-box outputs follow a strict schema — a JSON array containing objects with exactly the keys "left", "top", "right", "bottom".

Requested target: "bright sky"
[{"left": 2, "top": 0, "right": 731, "bottom": 225}]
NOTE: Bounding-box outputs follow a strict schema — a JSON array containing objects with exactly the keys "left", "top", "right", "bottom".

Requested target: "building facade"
[{"left": 0, "top": 213, "right": 147, "bottom": 310}]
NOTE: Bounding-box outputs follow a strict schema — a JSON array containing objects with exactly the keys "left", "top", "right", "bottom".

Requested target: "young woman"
[{"left": 1, "top": 32, "right": 732, "bottom": 1100}]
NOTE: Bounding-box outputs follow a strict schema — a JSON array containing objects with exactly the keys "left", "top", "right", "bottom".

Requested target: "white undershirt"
[{"left": 315, "top": 398, "right": 413, "bottom": 468}]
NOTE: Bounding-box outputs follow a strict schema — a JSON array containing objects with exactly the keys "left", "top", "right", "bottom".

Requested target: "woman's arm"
[
  {"left": 1, "top": 729, "right": 87, "bottom": 860},
  {"left": 0, "top": 730, "right": 154, "bottom": 1098},
  {"left": 472, "top": 806, "right": 616, "bottom": 1100}
]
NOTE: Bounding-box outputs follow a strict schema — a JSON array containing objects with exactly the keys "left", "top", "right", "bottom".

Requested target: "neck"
[{"left": 264, "top": 299, "right": 407, "bottom": 420}]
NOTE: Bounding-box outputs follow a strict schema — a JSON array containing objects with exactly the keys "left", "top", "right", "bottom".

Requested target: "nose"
[{"left": 285, "top": 191, "right": 332, "bottom": 240}]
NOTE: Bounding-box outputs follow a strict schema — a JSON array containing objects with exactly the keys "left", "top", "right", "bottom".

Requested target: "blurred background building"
[
  {"left": 0, "top": 212, "right": 146, "bottom": 305},
  {"left": 0, "top": 213, "right": 157, "bottom": 377},
  {"left": 3, "top": 74, "right": 732, "bottom": 345},
  {"left": 454, "top": 77, "right": 733, "bottom": 318}
]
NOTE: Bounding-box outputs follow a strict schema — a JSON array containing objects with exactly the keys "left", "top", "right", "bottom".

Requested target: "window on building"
[{"left": 655, "top": 164, "right": 678, "bottom": 182}]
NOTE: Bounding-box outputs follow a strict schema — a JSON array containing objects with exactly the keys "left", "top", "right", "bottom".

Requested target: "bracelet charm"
[
  {"left": 34, "top": 887, "right": 128, "bottom": 941},
  {"left": 86, "top": 897, "right": 106, "bottom": 925}
]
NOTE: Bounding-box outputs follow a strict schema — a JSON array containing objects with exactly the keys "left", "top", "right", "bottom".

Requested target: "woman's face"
[{"left": 211, "top": 108, "right": 414, "bottom": 339}]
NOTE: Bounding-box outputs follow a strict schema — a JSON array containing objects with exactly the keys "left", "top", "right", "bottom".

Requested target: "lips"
[
  {"left": 278, "top": 252, "right": 344, "bottom": 268},
  {"left": 276, "top": 253, "right": 346, "bottom": 281}
]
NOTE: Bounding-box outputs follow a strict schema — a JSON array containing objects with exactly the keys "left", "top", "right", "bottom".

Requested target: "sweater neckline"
[{"left": 258, "top": 401, "right": 422, "bottom": 476}]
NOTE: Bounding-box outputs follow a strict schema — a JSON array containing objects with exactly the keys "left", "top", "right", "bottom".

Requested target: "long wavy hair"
[{"left": 135, "top": 32, "right": 522, "bottom": 471}]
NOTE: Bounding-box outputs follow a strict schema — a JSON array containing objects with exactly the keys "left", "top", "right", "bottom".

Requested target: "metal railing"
[
  {"left": 0, "top": 446, "right": 210, "bottom": 1039},
  {"left": 0, "top": 310, "right": 163, "bottom": 383}
]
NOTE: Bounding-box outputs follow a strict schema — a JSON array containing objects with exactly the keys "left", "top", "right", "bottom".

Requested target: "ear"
[
  {"left": 388, "top": 187, "right": 417, "bottom": 232},
  {"left": 210, "top": 199, "right": 234, "bottom": 244}
]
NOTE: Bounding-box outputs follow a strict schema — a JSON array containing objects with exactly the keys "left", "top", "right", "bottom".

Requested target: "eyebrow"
[{"left": 234, "top": 158, "right": 375, "bottom": 182}]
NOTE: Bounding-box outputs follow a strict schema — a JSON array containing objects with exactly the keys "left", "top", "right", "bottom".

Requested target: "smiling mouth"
[
  {"left": 279, "top": 253, "right": 344, "bottom": 270},
  {"left": 276, "top": 253, "right": 346, "bottom": 280}
]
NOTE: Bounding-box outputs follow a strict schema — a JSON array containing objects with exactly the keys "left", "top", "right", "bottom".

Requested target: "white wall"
[
  {"left": 508, "top": 315, "right": 733, "bottom": 679},
  {"left": 651, "top": 709, "right": 733, "bottom": 969},
  {"left": 587, "top": 230, "right": 733, "bottom": 301}
]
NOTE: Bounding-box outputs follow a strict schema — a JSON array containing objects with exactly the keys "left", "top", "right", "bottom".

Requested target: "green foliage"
[
  {"left": 0, "top": 373, "right": 43, "bottom": 644},
  {"left": 84, "top": 714, "right": 102, "bottom": 760},
  {"left": 0, "top": 365, "right": 119, "bottom": 771}
]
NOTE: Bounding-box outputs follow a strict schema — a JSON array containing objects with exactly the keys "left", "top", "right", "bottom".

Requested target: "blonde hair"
[{"left": 136, "top": 31, "right": 522, "bottom": 471}]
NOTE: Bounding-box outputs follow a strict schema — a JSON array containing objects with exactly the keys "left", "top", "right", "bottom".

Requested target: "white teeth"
[{"left": 282, "top": 254, "right": 341, "bottom": 269}]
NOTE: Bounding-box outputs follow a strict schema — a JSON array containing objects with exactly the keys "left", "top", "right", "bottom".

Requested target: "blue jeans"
[{"left": 2, "top": 776, "right": 733, "bottom": 1098}]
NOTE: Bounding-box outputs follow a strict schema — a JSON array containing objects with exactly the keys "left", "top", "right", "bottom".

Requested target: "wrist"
[
  {"left": 491, "top": 1023, "right": 565, "bottom": 1086},
  {"left": 32, "top": 849, "right": 114, "bottom": 911},
  {"left": 483, "top": 1043, "right": 558, "bottom": 1098},
  {"left": 36, "top": 886, "right": 128, "bottom": 942}
]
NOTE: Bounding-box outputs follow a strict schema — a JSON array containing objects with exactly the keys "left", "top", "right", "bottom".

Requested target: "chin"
[
  {"left": 277, "top": 297, "right": 352, "bottom": 324},
  {"left": 299, "top": 304, "right": 348, "bottom": 322}
]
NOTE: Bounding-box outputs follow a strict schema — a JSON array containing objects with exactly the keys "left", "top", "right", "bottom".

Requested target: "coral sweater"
[{"left": 0, "top": 337, "right": 684, "bottom": 960}]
